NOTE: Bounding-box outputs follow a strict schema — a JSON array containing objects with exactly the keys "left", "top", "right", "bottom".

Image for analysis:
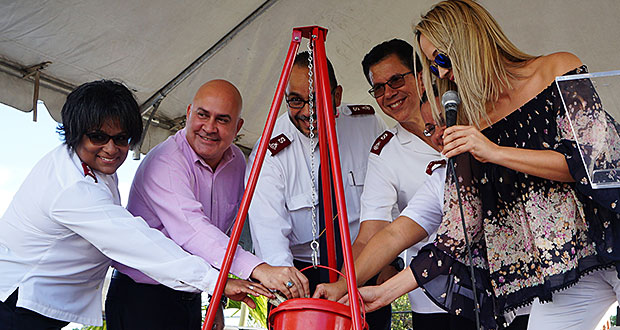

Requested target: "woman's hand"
[
  {"left": 442, "top": 125, "right": 501, "bottom": 163},
  {"left": 341, "top": 268, "right": 419, "bottom": 313},
  {"left": 223, "top": 278, "right": 273, "bottom": 309},
  {"left": 312, "top": 278, "right": 348, "bottom": 301},
  {"left": 338, "top": 285, "right": 387, "bottom": 313}
]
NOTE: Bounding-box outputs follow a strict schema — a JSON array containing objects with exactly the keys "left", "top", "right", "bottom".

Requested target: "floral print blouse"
[{"left": 409, "top": 66, "right": 620, "bottom": 329}]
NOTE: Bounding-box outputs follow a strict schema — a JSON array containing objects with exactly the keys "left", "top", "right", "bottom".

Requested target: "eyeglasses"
[
  {"left": 423, "top": 123, "right": 436, "bottom": 137},
  {"left": 368, "top": 71, "right": 413, "bottom": 98},
  {"left": 429, "top": 53, "right": 452, "bottom": 77},
  {"left": 285, "top": 95, "right": 315, "bottom": 109},
  {"left": 85, "top": 131, "right": 131, "bottom": 147},
  {"left": 285, "top": 89, "right": 336, "bottom": 109}
]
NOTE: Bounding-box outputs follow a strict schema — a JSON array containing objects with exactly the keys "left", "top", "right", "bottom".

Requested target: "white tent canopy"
[{"left": 2, "top": 0, "right": 619, "bottom": 153}]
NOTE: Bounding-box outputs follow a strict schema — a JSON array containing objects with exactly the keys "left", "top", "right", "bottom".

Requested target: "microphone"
[
  {"left": 441, "top": 89, "right": 481, "bottom": 329},
  {"left": 442, "top": 90, "right": 460, "bottom": 127}
]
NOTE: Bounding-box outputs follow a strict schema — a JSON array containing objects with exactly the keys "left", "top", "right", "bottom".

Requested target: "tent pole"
[
  {"left": 139, "top": 0, "right": 280, "bottom": 115},
  {"left": 32, "top": 71, "right": 39, "bottom": 122}
]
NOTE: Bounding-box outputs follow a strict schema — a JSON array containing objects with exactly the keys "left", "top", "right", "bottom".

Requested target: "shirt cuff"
[
  {"left": 360, "top": 208, "right": 393, "bottom": 223},
  {"left": 398, "top": 209, "right": 434, "bottom": 237},
  {"left": 228, "top": 250, "right": 265, "bottom": 280}
]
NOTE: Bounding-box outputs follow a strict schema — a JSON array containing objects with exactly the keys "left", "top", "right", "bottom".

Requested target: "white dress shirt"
[
  {"left": 360, "top": 123, "right": 446, "bottom": 313},
  {"left": 0, "top": 145, "right": 219, "bottom": 325},
  {"left": 247, "top": 104, "right": 387, "bottom": 266}
]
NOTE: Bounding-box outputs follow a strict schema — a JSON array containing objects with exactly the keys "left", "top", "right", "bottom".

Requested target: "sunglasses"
[
  {"left": 368, "top": 71, "right": 413, "bottom": 98},
  {"left": 429, "top": 53, "right": 452, "bottom": 77},
  {"left": 85, "top": 131, "right": 131, "bottom": 147}
]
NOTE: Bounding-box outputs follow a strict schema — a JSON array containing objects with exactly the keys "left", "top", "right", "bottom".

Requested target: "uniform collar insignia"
[
  {"left": 268, "top": 133, "right": 292, "bottom": 156},
  {"left": 81, "top": 162, "right": 98, "bottom": 183},
  {"left": 425, "top": 159, "right": 447, "bottom": 175},
  {"left": 370, "top": 130, "right": 394, "bottom": 155},
  {"left": 347, "top": 104, "right": 375, "bottom": 115}
]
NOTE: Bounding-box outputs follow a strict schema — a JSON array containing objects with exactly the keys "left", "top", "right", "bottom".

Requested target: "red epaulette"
[
  {"left": 370, "top": 131, "right": 394, "bottom": 155},
  {"left": 81, "top": 162, "right": 98, "bottom": 183},
  {"left": 425, "top": 159, "right": 447, "bottom": 175},
  {"left": 268, "top": 133, "right": 292, "bottom": 156},
  {"left": 347, "top": 104, "right": 375, "bottom": 115}
]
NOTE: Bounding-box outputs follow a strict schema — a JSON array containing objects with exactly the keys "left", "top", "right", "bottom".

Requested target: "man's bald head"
[
  {"left": 185, "top": 79, "right": 244, "bottom": 169},
  {"left": 192, "top": 79, "right": 243, "bottom": 118}
]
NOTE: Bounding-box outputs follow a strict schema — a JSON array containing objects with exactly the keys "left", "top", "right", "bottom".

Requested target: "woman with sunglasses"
[
  {"left": 0, "top": 80, "right": 271, "bottom": 329},
  {"left": 349, "top": 1, "right": 620, "bottom": 329}
]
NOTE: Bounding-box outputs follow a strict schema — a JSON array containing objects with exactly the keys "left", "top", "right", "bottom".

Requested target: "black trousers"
[
  {"left": 0, "top": 290, "right": 69, "bottom": 330},
  {"left": 505, "top": 315, "right": 529, "bottom": 330},
  {"left": 290, "top": 260, "right": 392, "bottom": 330},
  {"left": 105, "top": 271, "right": 202, "bottom": 330}
]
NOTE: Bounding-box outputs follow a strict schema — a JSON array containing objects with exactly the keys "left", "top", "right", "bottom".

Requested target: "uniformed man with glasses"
[
  {"left": 312, "top": 39, "right": 480, "bottom": 330},
  {"left": 247, "top": 51, "right": 390, "bottom": 328}
]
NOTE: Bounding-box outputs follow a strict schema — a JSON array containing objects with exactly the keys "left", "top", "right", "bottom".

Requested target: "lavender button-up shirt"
[{"left": 115, "top": 129, "right": 263, "bottom": 284}]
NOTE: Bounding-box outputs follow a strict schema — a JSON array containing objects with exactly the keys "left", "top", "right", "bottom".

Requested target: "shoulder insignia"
[
  {"left": 370, "top": 131, "right": 394, "bottom": 155},
  {"left": 425, "top": 159, "right": 447, "bottom": 175},
  {"left": 268, "top": 134, "right": 291, "bottom": 156},
  {"left": 81, "top": 162, "right": 98, "bottom": 183},
  {"left": 347, "top": 104, "right": 375, "bottom": 115}
]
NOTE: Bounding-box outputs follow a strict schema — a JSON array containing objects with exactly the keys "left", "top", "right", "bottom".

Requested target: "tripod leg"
[{"left": 202, "top": 30, "right": 302, "bottom": 330}]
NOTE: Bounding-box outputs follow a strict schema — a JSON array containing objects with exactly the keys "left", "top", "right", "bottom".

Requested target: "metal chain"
[{"left": 307, "top": 37, "right": 320, "bottom": 267}]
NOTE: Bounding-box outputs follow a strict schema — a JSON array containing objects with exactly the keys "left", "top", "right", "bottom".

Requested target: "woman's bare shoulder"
[{"left": 539, "top": 52, "right": 583, "bottom": 76}]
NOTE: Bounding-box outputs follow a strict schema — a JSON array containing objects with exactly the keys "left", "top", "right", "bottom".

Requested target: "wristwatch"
[
  {"left": 389, "top": 256, "right": 405, "bottom": 271},
  {"left": 208, "top": 294, "right": 228, "bottom": 309}
]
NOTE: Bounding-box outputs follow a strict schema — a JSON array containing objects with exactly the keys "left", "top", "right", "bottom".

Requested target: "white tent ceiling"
[{"left": 2, "top": 0, "right": 620, "bottom": 154}]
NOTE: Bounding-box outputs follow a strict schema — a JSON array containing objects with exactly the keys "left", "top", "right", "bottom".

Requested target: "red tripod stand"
[{"left": 202, "top": 26, "right": 364, "bottom": 330}]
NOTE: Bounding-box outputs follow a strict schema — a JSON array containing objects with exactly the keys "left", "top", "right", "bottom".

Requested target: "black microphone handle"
[{"left": 445, "top": 107, "right": 457, "bottom": 128}]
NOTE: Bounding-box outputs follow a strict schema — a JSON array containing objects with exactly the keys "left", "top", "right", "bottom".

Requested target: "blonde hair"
[{"left": 414, "top": 0, "right": 538, "bottom": 127}]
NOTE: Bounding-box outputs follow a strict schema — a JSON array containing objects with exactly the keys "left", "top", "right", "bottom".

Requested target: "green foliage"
[
  {"left": 79, "top": 320, "right": 105, "bottom": 330},
  {"left": 227, "top": 294, "right": 269, "bottom": 328},
  {"left": 390, "top": 294, "right": 412, "bottom": 330}
]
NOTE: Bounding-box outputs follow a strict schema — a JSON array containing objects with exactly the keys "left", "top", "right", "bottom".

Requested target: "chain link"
[{"left": 307, "top": 37, "right": 320, "bottom": 267}]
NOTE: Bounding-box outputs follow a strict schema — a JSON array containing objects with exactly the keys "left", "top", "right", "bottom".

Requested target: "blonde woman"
[{"left": 350, "top": 1, "right": 620, "bottom": 329}]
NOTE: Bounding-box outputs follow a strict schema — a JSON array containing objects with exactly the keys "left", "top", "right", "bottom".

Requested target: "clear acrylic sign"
[{"left": 556, "top": 70, "right": 620, "bottom": 189}]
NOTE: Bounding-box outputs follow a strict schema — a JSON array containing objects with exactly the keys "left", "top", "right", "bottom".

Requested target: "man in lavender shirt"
[{"left": 105, "top": 80, "right": 309, "bottom": 330}]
